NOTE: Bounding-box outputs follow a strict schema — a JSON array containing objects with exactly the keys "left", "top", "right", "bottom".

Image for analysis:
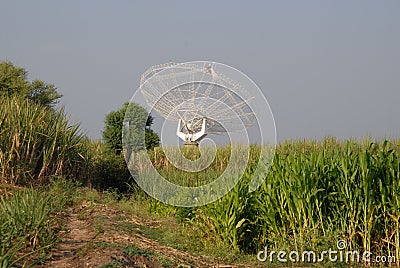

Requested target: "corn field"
[{"left": 143, "top": 138, "right": 400, "bottom": 264}]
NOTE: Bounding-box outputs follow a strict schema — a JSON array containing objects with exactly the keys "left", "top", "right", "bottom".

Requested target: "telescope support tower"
[{"left": 177, "top": 118, "right": 207, "bottom": 146}]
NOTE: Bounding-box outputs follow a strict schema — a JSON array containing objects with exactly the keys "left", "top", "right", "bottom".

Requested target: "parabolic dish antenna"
[
  {"left": 123, "top": 61, "right": 276, "bottom": 206},
  {"left": 140, "top": 61, "right": 257, "bottom": 145}
]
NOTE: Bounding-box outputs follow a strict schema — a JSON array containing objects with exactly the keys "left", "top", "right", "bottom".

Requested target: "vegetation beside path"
[{"left": 1, "top": 61, "right": 399, "bottom": 267}]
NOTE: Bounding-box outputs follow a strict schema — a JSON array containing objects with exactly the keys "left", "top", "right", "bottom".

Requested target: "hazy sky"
[{"left": 1, "top": 1, "right": 399, "bottom": 142}]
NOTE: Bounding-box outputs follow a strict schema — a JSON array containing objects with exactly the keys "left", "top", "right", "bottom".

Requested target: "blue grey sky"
[{"left": 1, "top": 1, "right": 399, "bottom": 141}]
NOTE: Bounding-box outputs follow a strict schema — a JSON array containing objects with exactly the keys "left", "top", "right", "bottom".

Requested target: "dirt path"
[
  {"left": 40, "top": 208, "right": 97, "bottom": 268},
  {"left": 37, "top": 201, "right": 236, "bottom": 268}
]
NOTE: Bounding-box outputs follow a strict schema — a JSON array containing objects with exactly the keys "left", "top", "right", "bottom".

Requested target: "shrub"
[{"left": 91, "top": 147, "right": 136, "bottom": 194}]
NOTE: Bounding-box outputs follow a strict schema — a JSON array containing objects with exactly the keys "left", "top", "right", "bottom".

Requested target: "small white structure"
[{"left": 177, "top": 118, "right": 207, "bottom": 146}]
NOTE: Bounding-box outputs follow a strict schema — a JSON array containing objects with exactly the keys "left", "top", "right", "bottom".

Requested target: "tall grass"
[
  {"left": 0, "top": 179, "right": 80, "bottom": 267},
  {"left": 139, "top": 144, "right": 259, "bottom": 187},
  {"left": 0, "top": 95, "right": 89, "bottom": 266},
  {"left": 140, "top": 138, "right": 400, "bottom": 264},
  {"left": 0, "top": 96, "right": 89, "bottom": 185}
]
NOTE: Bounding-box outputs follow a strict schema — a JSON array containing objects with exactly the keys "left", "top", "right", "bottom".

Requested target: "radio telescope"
[
  {"left": 124, "top": 61, "right": 276, "bottom": 205},
  {"left": 140, "top": 62, "right": 257, "bottom": 145}
]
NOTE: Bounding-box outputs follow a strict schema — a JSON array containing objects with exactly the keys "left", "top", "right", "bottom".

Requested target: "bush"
[{"left": 91, "top": 148, "right": 136, "bottom": 194}]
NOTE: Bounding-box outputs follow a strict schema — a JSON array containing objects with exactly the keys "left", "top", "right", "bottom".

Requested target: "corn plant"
[{"left": 138, "top": 137, "right": 400, "bottom": 263}]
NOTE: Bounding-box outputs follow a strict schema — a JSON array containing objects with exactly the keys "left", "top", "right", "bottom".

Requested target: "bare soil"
[{"left": 36, "top": 201, "right": 241, "bottom": 268}]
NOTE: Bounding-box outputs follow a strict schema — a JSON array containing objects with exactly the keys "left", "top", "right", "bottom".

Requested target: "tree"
[
  {"left": 28, "top": 80, "right": 62, "bottom": 107},
  {"left": 145, "top": 129, "right": 160, "bottom": 150},
  {"left": 0, "top": 61, "right": 62, "bottom": 107},
  {"left": 102, "top": 102, "right": 160, "bottom": 154},
  {"left": 0, "top": 61, "right": 28, "bottom": 96}
]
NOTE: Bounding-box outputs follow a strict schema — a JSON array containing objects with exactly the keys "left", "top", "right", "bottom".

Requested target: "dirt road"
[{"left": 38, "top": 201, "right": 235, "bottom": 268}]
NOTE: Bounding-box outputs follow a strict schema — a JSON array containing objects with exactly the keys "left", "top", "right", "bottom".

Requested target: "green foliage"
[
  {"left": 98, "top": 101, "right": 161, "bottom": 194},
  {"left": 102, "top": 104, "right": 127, "bottom": 154},
  {"left": 123, "top": 245, "right": 156, "bottom": 258},
  {"left": 0, "top": 179, "right": 80, "bottom": 267},
  {"left": 103, "top": 102, "right": 159, "bottom": 154},
  {"left": 0, "top": 61, "right": 62, "bottom": 107},
  {"left": 0, "top": 95, "right": 89, "bottom": 185},
  {"left": 27, "top": 79, "right": 62, "bottom": 107},
  {"left": 145, "top": 128, "right": 160, "bottom": 150},
  {"left": 195, "top": 176, "right": 256, "bottom": 251},
  {"left": 141, "top": 139, "right": 400, "bottom": 264},
  {"left": 142, "top": 145, "right": 233, "bottom": 187},
  {"left": 91, "top": 145, "right": 136, "bottom": 194},
  {"left": 0, "top": 61, "right": 28, "bottom": 96}
]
